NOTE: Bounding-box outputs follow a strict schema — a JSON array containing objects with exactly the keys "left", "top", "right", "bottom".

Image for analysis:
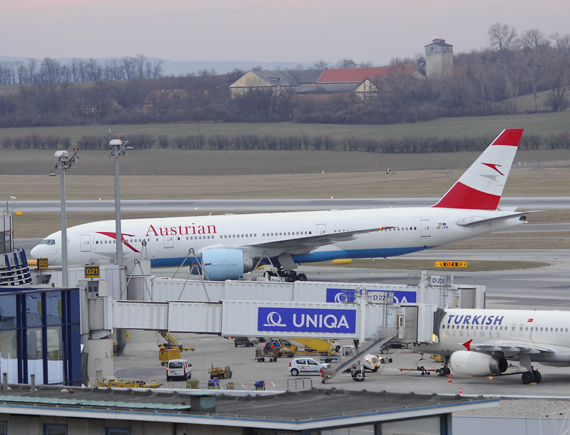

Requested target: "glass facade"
[
  {"left": 0, "top": 214, "right": 12, "bottom": 255},
  {"left": 0, "top": 287, "right": 81, "bottom": 386}
]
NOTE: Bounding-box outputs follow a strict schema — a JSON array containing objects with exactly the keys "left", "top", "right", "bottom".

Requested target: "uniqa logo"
[
  {"left": 334, "top": 292, "right": 350, "bottom": 303},
  {"left": 293, "top": 314, "right": 350, "bottom": 329},
  {"left": 263, "top": 311, "right": 287, "bottom": 327}
]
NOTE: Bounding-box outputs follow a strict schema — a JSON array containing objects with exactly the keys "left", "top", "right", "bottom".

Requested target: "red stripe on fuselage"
[
  {"left": 492, "top": 129, "right": 523, "bottom": 146},
  {"left": 433, "top": 182, "right": 500, "bottom": 210},
  {"left": 96, "top": 231, "right": 140, "bottom": 253}
]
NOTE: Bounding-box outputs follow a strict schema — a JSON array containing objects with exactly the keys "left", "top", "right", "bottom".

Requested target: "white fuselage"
[
  {"left": 31, "top": 206, "right": 523, "bottom": 268},
  {"left": 419, "top": 309, "right": 570, "bottom": 366}
]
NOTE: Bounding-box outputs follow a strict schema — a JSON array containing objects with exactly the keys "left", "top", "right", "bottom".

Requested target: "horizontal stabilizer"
[{"left": 456, "top": 210, "right": 543, "bottom": 227}]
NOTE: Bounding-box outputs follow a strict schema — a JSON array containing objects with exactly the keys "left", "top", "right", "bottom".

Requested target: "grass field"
[{"left": 1, "top": 111, "right": 570, "bottom": 144}]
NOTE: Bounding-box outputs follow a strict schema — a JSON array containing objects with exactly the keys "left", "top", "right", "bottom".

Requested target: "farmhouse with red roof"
[{"left": 230, "top": 38, "right": 453, "bottom": 99}]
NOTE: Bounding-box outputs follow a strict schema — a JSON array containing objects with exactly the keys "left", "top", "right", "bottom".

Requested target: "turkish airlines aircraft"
[
  {"left": 418, "top": 308, "right": 570, "bottom": 384},
  {"left": 31, "top": 128, "right": 530, "bottom": 281}
]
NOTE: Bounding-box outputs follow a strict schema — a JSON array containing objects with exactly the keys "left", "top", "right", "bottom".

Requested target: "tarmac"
[{"left": 114, "top": 331, "right": 570, "bottom": 418}]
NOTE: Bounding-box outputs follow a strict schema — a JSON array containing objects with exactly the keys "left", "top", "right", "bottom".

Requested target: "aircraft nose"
[{"left": 30, "top": 245, "right": 40, "bottom": 259}]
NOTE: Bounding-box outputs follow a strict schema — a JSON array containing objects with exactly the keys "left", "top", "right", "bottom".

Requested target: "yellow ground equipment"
[
  {"left": 96, "top": 379, "right": 161, "bottom": 388},
  {"left": 208, "top": 364, "right": 232, "bottom": 380},
  {"left": 291, "top": 338, "right": 341, "bottom": 355},
  {"left": 158, "top": 331, "right": 195, "bottom": 365}
]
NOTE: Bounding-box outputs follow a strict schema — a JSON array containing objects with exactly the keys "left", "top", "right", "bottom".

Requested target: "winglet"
[
  {"left": 462, "top": 339, "right": 473, "bottom": 351},
  {"left": 433, "top": 129, "right": 523, "bottom": 210}
]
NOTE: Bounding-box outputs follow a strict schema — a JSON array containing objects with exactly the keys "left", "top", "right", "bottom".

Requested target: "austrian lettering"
[{"left": 146, "top": 223, "right": 217, "bottom": 237}]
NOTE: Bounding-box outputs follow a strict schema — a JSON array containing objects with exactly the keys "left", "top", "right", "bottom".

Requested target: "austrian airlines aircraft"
[
  {"left": 32, "top": 128, "right": 529, "bottom": 281},
  {"left": 418, "top": 308, "right": 570, "bottom": 384}
]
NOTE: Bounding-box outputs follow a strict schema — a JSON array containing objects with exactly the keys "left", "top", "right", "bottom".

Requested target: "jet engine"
[
  {"left": 449, "top": 351, "right": 508, "bottom": 377},
  {"left": 202, "top": 249, "right": 254, "bottom": 280}
]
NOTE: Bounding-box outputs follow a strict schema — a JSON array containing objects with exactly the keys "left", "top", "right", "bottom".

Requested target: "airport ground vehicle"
[
  {"left": 256, "top": 347, "right": 279, "bottom": 362},
  {"left": 234, "top": 337, "right": 259, "bottom": 347},
  {"left": 166, "top": 359, "right": 190, "bottom": 381},
  {"left": 208, "top": 364, "right": 232, "bottom": 380},
  {"left": 289, "top": 358, "right": 331, "bottom": 376},
  {"left": 363, "top": 354, "right": 392, "bottom": 372},
  {"left": 263, "top": 338, "right": 297, "bottom": 358},
  {"left": 158, "top": 331, "right": 195, "bottom": 366}
]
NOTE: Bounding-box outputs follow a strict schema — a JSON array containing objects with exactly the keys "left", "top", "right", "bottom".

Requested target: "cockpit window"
[{"left": 40, "top": 239, "right": 56, "bottom": 245}]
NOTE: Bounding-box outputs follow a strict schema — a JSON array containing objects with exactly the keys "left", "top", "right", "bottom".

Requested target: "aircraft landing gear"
[
  {"left": 521, "top": 369, "right": 542, "bottom": 384},
  {"left": 437, "top": 356, "right": 451, "bottom": 377},
  {"left": 519, "top": 355, "right": 541, "bottom": 385}
]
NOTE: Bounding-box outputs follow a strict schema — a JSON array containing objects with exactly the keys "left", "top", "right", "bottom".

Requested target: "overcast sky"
[{"left": 2, "top": 0, "right": 569, "bottom": 66}]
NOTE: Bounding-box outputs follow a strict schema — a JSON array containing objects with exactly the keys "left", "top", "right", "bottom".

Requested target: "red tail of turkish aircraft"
[{"left": 433, "top": 129, "right": 524, "bottom": 210}]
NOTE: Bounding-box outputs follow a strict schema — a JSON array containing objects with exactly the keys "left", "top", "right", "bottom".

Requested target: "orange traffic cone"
[{"left": 448, "top": 374, "right": 452, "bottom": 383}]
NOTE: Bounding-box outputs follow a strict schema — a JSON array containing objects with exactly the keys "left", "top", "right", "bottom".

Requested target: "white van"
[{"left": 166, "top": 359, "right": 191, "bottom": 381}]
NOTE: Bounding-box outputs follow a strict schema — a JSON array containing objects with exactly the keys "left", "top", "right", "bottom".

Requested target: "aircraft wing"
[
  {"left": 471, "top": 341, "right": 555, "bottom": 357},
  {"left": 456, "top": 210, "right": 542, "bottom": 227},
  {"left": 247, "top": 227, "right": 381, "bottom": 253}
]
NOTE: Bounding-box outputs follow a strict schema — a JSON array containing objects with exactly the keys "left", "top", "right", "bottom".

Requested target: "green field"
[{"left": 1, "top": 111, "right": 570, "bottom": 143}]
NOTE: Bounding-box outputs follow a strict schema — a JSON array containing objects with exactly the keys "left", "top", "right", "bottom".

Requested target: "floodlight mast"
[
  {"left": 49, "top": 149, "right": 79, "bottom": 288},
  {"left": 107, "top": 137, "right": 132, "bottom": 266}
]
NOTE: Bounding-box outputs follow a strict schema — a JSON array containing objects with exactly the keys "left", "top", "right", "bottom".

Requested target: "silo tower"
[{"left": 425, "top": 38, "right": 453, "bottom": 78}]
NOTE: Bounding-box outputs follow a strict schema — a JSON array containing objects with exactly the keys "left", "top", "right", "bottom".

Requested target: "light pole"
[
  {"left": 49, "top": 149, "right": 79, "bottom": 287},
  {"left": 107, "top": 137, "right": 132, "bottom": 266}
]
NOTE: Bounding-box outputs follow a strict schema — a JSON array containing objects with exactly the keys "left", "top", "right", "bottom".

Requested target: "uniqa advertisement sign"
[
  {"left": 326, "top": 288, "right": 417, "bottom": 304},
  {"left": 257, "top": 307, "right": 356, "bottom": 333}
]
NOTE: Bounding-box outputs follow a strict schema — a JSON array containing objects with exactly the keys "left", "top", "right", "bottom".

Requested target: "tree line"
[
  {"left": 0, "top": 55, "right": 164, "bottom": 85},
  {"left": 0, "top": 23, "right": 568, "bottom": 129},
  {"left": 3, "top": 131, "right": 570, "bottom": 152}
]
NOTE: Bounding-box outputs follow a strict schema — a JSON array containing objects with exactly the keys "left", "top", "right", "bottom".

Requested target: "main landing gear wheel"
[
  {"left": 296, "top": 273, "right": 307, "bottom": 281},
  {"left": 521, "top": 371, "right": 535, "bottom": 384},
  {"left": 351, "top": 370, "right": 365, "bottom": 382},
  {"left": 532, "top": 370, "right": 542, "bottom": 384},
  {"left": 437, "top": 367, "right": 451, "bottom": 377}
]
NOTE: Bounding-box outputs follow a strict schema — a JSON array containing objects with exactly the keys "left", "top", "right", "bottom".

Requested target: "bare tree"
[
  {"left": 521, "top": 49, "right": 547, "bottom": 112},
  {"left": 359, "top": 61, "right": 373, "bottom": 68},
  {"left": 543, "top": 50, "right": 570, "bottom": 112},
  {"left": 39, "top": 58, "right": 62, "bottom": 83},
  {"left": 520, "top": 29, "right": 549, "bottom": 51},
  {"left": 336, "top": 58, "right": 357, "bottom": 69},
  {"left": 551, "top": 33, "right": 570, "bottom": 55},
  {"left": 313, "top": 59, "right": 329, "bottom": 69},
  {"left": 27, "top": 58, "right": 38, "bottom": 84},
  {"left": 488, "top": 23, "right": 518, "bottom": 51},
  {"left": 14, "top": 61, "right": 27, "bottom": 84}
]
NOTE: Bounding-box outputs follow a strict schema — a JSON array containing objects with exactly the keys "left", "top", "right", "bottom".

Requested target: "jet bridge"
[
  {"left": 82, "top": 266, "right": 480, "bottom": 344},
  {"left": 31, "top": 263, "right": 484, "bottom": 343}
]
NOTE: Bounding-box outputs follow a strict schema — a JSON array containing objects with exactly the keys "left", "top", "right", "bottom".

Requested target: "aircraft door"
[
  {"left": 80, "top": 234, "right": 91, "bottom": 252},
  {"left": 164, "top": 235, "right": 174, "bottom": 249},
  {"left": 316, "top": 224, "right": 327, "bottom": 235},
  {"left": 420, "top": 220, "right": 431, "bottom": 237}
]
